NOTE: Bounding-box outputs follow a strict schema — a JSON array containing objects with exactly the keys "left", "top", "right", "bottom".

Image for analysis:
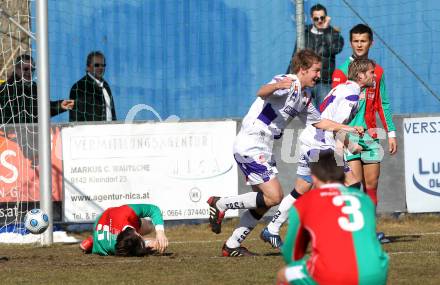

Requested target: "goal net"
[{"left": 0, "top": 0, "right": 63, "bottom": 237}]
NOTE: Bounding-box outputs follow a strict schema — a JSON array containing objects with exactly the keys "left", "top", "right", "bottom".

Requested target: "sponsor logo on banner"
[
  {"left": 412, "top": 158, "right": 440, "bottom": 196},
  {"left": 404, "top": 117, "right": 440, "bottom": 212},
  {"left": 189, "top": 187, "right": 201, "bottom": 202}
]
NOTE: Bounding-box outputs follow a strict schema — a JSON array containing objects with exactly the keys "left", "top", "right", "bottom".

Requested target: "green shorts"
[{"left": 345, "top": 135, "right": 384, "bottom": 163}]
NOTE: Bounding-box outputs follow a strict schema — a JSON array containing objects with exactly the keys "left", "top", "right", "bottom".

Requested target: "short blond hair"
[
  {"left": 290, "top": 49, "right": 321, "bottom": 74},
  {"left": 348, "top": 58, "right": 375, "bottom": 81}
]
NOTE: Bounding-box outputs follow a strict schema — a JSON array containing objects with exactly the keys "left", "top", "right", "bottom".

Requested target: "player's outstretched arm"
[{"left": 313, "top": 118, "right": 364, "bottom": 135}]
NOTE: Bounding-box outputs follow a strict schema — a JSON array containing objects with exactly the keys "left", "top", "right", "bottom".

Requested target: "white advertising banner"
[
  {"left": 62, "top": 121, "right": 238, "bottom": 221},
  {"left": 404, "top": 117, "right": 440, "bottom": 212}
]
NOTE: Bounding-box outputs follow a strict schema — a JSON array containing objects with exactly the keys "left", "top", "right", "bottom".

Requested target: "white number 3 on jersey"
[{"left": 332, "top": 195, "right": 365, "bottom": 232}]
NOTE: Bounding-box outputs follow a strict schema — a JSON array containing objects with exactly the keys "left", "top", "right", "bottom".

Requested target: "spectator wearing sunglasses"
[
  {"left": 287, "top": 3, "right": 344, "bottom": 108},
  {"left": 0, "top": 54, "right": 74, "bottom": 124},
  {"left": 69, "top": 50, "right": 116, "bottom": 122}
]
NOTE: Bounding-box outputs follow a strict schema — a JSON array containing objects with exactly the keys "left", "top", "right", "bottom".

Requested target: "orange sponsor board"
[{"left": 0, "top": 126, "right": 63, "bottom": 202}]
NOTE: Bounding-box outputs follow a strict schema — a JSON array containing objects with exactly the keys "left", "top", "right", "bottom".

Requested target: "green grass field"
[{"left": 0, "top": 214, "right": 439, "bottom": 284}]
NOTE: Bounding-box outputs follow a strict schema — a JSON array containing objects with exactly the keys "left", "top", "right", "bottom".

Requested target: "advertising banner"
[
  {"left": 0, "top": 125, "right": 63, "bottom": 202},
  {"left": 62, "top": 121, "right": 238, "bottom": 222},
  {"left": 0, "top": 126, "right": 64, "bottom": 222},
  {"left": 404, "top": 117, "right": 440, "bottom": 212}
]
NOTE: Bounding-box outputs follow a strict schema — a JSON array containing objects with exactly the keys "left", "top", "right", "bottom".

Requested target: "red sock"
[
  {"left": 366, "top": 188, "right": 378, "bottom": 206},
  {"left": 80, "top": 236, "right": 93, "bottom": 253}
]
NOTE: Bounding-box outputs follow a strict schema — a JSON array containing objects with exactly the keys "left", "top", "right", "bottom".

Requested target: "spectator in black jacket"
[
  {"left": 0, "top": 54, "right": 74, "bottom": 124},
  {"left": 287, "top": 3, "right": 344, "bottom": 107},
  {"left": 69, "top": 51, "right": 116, "bottom": 122}
]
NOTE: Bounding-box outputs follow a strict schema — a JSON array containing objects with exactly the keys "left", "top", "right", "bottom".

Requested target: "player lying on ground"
[
  {"left": 79, "top": 204, "right": 168, "bottom": 256},
  {"left": 276, "top": 151, "right": 389, "bottom": 285},
  {"left": 261, "top": 58, "right": 376, "bottom": 249},
  {"left": 207, "top": 49, "right": 364, "bottom": 257}
]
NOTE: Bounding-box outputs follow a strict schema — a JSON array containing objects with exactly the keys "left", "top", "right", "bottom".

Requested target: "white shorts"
[
  {"left": 234, "top": 152, "right": 278, "bottom": 185},
  {"left": 296, "top": 146, "right": 349, "bottom": 179},
  {"left": 233, "top": 132, "right": 278, "bottom": 185}
]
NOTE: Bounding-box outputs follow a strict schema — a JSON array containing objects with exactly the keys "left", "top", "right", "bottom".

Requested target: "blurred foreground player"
[
  {"left": 80, "top": 204, "right": 168, "bottom": 256},
  {"left": 276, "top": 151, "right": 388, "bottom": 285}
]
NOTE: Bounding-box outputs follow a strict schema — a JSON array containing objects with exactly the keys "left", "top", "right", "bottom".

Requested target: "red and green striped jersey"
[
  {"left": 92, "top": 204, "right": 164, "bottom": 256},
  {"left": 282, "top": 184, "right": 389, "bottom": 285},
  {"left": 332, "top": 57, "right": 396, "bottom": 139}
]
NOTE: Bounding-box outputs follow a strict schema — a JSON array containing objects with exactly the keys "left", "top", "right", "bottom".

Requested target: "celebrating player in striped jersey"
[
  {"left": 262, "top": 58, "right": 376, "bottom": 249},
  {"left": 276, "top": 151, "right": 388, "bottom": 285},
  {"left": 207, "top": 49, "right": 363, "bottom": 257}
]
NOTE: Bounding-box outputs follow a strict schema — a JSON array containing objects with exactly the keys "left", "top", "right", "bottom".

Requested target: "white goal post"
[{"left": 36, "top": 0, "right": 53, "bottom": 246}]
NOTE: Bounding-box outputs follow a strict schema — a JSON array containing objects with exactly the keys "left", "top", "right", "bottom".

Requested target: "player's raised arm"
[{"left": 257, "top": 77, "right": 293, "bottom": 98}]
